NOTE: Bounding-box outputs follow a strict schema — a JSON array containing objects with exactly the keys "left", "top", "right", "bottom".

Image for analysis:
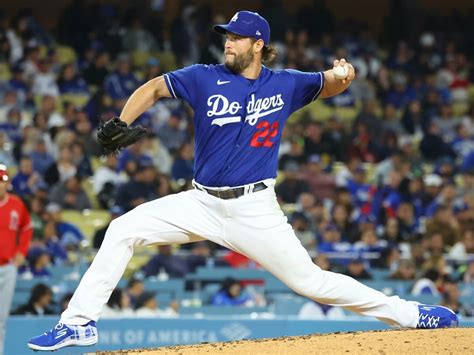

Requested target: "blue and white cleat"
[
  {"left": 27, "top": 321, "right": 98, "bottom": 351},
  {"left": 417, "top": 305, "right": 459, "bottom": 329}
]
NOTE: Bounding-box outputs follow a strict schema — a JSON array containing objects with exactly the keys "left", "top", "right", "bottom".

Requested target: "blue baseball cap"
[{"left": 213, "top": 11, "right": 270, "bottom": 45}]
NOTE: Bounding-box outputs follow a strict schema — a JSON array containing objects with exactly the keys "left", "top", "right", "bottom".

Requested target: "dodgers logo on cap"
[{"left": 213, "top": 10, "right": 270, "bottom": 45}]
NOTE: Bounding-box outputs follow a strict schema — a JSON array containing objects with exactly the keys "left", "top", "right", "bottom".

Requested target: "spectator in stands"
[
  {"left": 185, "top": 241, "right": 221, "bottom": 273},
  {"left": 19, "top": 248, "right": 52, "bottom": 278},
  {"left": 104, "top": 53, "right": 139, "bottom": 100},
  {"left": 143, "top": 58, "right": 162, "bottom": 83},
  {"left": 45, "top": 202, "right": 85, "bottom": 249},
  {"left": 301, "top": 154, "right": 336, "bottom": 201},
  {"left": 425, "top": 204, "right": 461, "bottom": 247},
  {"left": 93, "top": 155, "right": 127, "bottom": 207},
  {"left": 0, "top": 90, "right": 20, "bottom": 124},
  {"left": 317, "top": 224, "right": 351, "bottom": 253},
  {"left": 41, "top": 221, "right": 68, "bottom": 263},
  {"left": 424, "top": 232, "right": 446, "bottom": 257},
  {"left": 74, "top": 112, "right": 102, "bottom": 157},
  {"left": 353, "top": 214, "right": 377, "bottom": 243},
  {"left": 378, "top": 247, "right": 402, "bottom": 271},
  {"left": 389, "top": 259, "right": 416, "bottom": 280},
  {"left": 441, "top": 278, "right": 474, "bottom": 317},
  {"left": 275, "top": 163, "right": 309, "bottom": 204},
  {"left": 70, "top": 140, "right": 93, "bottom": 178},
  {"left": 116, "top": 139, "right": 151, "bottom": 173},
  {"left": 411, "top": 269, "right": 443, "bottom": 296},
  {"left": 29, "top": 138, "right": 54, "bottom": 176},
  {"left": 0, "top": 132, "right": 15, "bottom": 168},
  {"left": 291, "top": 212, "right": 316, "bottom": 251},
  {"left": 83, "top": 51, "right": 110, "bottom": 87},
  {"left": 8, "top": 63, "right": 30, "bottom": 106},
  {"left": 425, "top": 182, "right": 457, "bottom": 218},
  {"left": 49, "top": 175, "right": 91, "bottom": 211},
  {"left": 211, "top": 278, "right": 252, "bottom": 307},
  {"left": 278, "top": 138, "right": 306, "bottom": 172},
  {"left": 343, "top": 258, "right": 373, "bottom": 280},
  {"left": 11, "top": 155, "right": 43, "bottom": 199},
  {"left": 156, "top": 110, "right": 188, "bottom": 153},
  {"left": 101, "top": 288, "right": 134, "bottom": 318},
  {"left": 57, "top": 63, "right": 89, "bottom": 95},
  {"left": 325, "top": 115, "right": 349, "bottom": 161},
  {"left": 347, "top": 122, "right": 377, "bottom": 163},
  {"left": 433, "top": 104, "right": 459, "bottom": 143},
  {"left": 303, "top": 121, "right": 335, "bottom": 159},
  {"left": 382, "top": 218, "right": 402, "bottom": 245},
  {"left": 32, "top": 58, "right": 60, "bottom": 97},
  {"left": 401, "top": 100, "right": 426, "bottom": 136},
  {"left": 353, "top": 229, "right": 387, "bottom": 254},
  {"left": 115, "top": 162, "right": 157, "bottom": 212},
  {"left": 171, "top": 142, "right": 194, "bottom": 181},
  {"left": 142, "top": 245, "right": 188, "bottom": 278},
  {"left": 420, "top": 121, "right": 456, "bottom": 162},
  {"left": 451, "top": 122, "right": 474, "bottom": 160},
  {"left": 135, "top": 291, "right": 178, "bottom": 318},
  {"left": 396, "top": 201, "right": 419, "bottom": 241},
  {"left": 122, "top": 17, "right": 158, "bottom": 52},
  {"left": 449, "top": 229, "right": 474, "bottom": 260},
  {"left": 421, "top": 173, "right": 443, "bottom": 212},
  {"left": 12, "top": 283, "right": 54, "bottom": 316},
  {"left": 44, "top": 146, "right": 77, "bottom": 186},
  {"left": 126, "top": 278, "right": 145, "bottom": 309},
  {"left": 0, "top": 107, "right": 22, "bottom": 143},
  {"left": 93, "top": 206, "right": 124, "bottom": 249}
]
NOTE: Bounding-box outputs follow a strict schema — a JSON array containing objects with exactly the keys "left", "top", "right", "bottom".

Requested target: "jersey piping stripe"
[
  {"left": 164, "top": 74, "right": 177, "bottom": 99},
  {"left": 311, "top": 71, "right": 324, "bottom": 102}
]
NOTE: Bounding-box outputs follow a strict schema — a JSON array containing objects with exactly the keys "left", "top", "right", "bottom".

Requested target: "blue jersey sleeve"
[
  {"left": 163, "top": 64, "right": 206, "bottom": 107},
  {"left": 286, "top": 70, "right": 325, "bottom": 112}
]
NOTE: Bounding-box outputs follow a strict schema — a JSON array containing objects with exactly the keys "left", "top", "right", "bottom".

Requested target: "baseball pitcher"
[{"left": 28, "top": 11, "right": 458, "bottom": 351}]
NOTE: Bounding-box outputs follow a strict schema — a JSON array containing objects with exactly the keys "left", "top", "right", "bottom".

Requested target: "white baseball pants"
[{"left": 61, "top": 180, "right": 419, "bottom": 327}]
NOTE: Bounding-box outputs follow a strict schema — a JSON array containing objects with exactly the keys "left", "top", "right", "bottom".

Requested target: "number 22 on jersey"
[{"left": 250, "top": 120, "right": 279, "bottom": 148}]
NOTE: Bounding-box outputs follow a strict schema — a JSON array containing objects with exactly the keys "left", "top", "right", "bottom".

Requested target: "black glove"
[{"left": 97, "top": 117, "right": 147, "bottom": 154}]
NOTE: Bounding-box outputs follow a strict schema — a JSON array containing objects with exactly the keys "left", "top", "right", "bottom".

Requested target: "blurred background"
[{"left": 0, "top": 0, "right": 473, "bottom": 353}]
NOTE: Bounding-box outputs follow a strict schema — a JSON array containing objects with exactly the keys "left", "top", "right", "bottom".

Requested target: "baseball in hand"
[{"left": 333, "top": 65, "right": 349, "bottom": 80}]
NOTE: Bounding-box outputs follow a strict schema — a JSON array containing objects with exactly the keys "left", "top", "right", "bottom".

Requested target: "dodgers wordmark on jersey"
[{"left": 164, "top": 64, "right": 324, "bottom": 187}]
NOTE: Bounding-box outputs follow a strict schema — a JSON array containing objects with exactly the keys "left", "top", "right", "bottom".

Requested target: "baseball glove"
[{"left": 97, "top": 117, "right": 147, "bottom": 154}]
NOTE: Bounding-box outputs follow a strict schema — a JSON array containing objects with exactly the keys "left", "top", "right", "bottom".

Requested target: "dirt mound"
[{"left": 98, "top": 328, "right": 473, "bottom": 354}]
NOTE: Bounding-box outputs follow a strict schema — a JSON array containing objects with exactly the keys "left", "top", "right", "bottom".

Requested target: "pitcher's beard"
[{"left": 225, "top": 48, "right": 254, "bottom": 73}]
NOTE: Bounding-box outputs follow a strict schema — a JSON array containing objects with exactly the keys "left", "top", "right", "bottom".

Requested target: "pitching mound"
[{"left": 98, "top": 328, "right": 473, "bottom": 354}]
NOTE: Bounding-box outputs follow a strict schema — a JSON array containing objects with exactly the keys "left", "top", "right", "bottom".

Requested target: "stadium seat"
[
  {"left": 132, "top": 51, "right": 152, "bottom": 67},
  {"left": 154, "top": 51, "right": 179, "bottom": 71},
  {"left": 370, "top": 268, "right": 392, "bottom": 280},
  {"left": 269, "top": 294, "right": 307, "bottom": 315},
  {"left": 0, "top": 62, "right": 12, "bottom": 81},
  {"left": 62, "top": 209, "right": 110, "bottom": 240},
  {"left": 62, "top": 93, "right": 90, "bottom": 108},
  {"left": 56, "top": 45, "right": 77, "bottom": 64}
]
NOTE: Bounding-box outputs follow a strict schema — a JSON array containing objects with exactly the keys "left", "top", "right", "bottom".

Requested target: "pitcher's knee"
[
  {"left": 285, "top": 267, "right": 325, "bottom": 298},
  {"left": 101, "top": 214, "right": 136, "bottom": 246}
]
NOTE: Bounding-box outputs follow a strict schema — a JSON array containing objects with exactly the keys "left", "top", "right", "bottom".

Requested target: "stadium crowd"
[{"left": 0, "top": 1, "right": 473, "bottom": 319}]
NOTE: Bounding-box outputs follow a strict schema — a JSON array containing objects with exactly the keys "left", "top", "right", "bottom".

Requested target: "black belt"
[{"left": 195, "top": 182, "right": 267, "bottom": 199}]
